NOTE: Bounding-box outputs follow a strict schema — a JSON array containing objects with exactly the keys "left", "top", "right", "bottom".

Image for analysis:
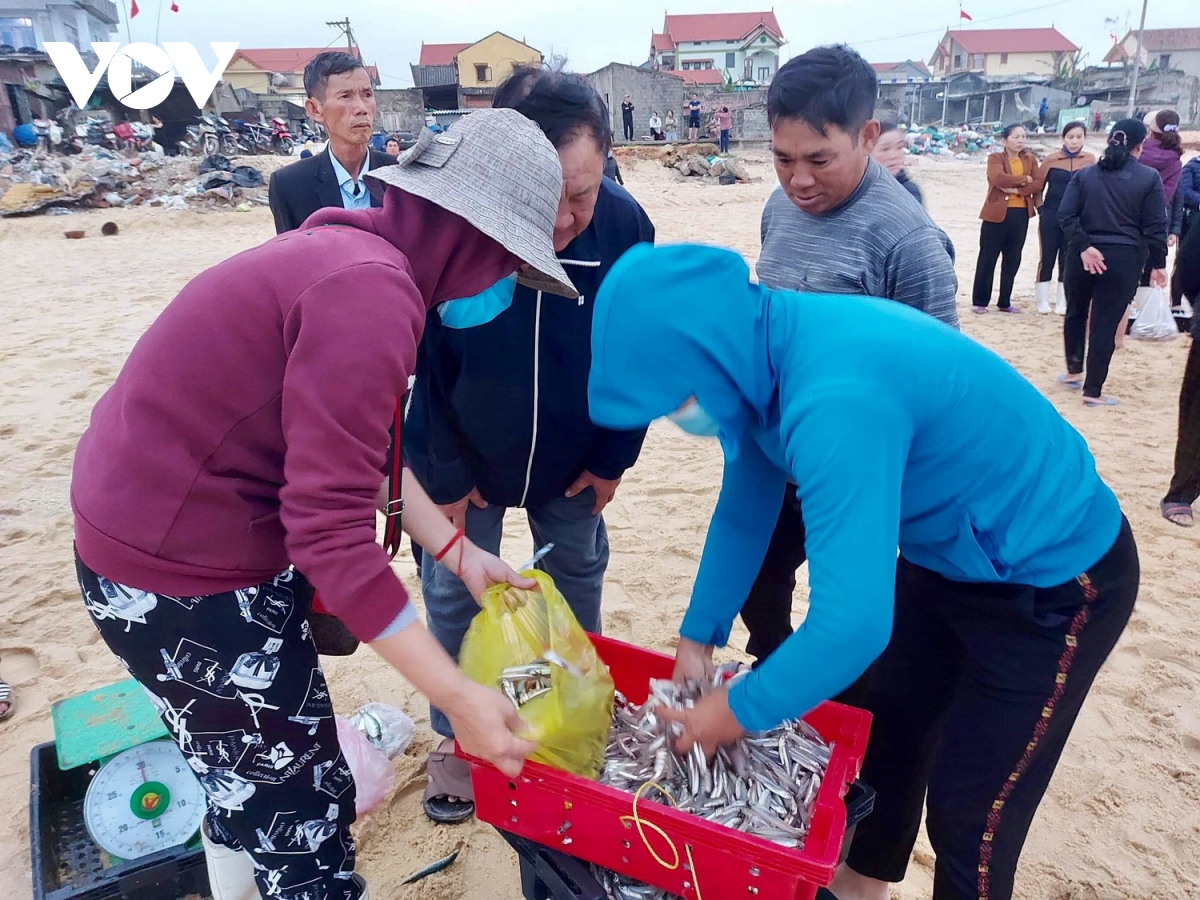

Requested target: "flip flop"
[
  {"left": 1083, "top": 396, "right": 1119, "bottom": 407},
  {"left": 971, "top": 307, "right": 988, "bottom": 314},
  {"left": 423, "top": 744, "right": 475, "bottom": 824},
  {"left": 1056, "top": 374, "right": 1083, "bottom": 389},
  {"left": 997, "top": 306, "right": 1023, "bottom": 314},
  {"left": 1161, "top": 501, "right": 1195, "bottom": 527}
]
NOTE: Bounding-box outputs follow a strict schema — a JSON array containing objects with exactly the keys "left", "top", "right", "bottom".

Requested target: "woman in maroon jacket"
[{"left": 70, "top": 109, "right": 575, "bottom": 900}]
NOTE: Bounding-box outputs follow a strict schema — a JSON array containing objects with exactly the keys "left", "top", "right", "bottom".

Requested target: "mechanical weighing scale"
[{"left": 30, "top": 679, "right": 211, "bottom": 900}]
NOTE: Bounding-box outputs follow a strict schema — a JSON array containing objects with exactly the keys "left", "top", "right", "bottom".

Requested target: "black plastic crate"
[
  {"left": 30, "top": 742, "right": 210, "bottom": 900},
  {"left": 501, "top": 780, "right": 875, "bottom": 900}
]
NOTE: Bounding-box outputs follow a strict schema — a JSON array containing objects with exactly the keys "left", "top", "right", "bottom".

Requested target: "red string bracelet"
[{"left": 434, "top": 528, "right": 466, "bottom": 578}]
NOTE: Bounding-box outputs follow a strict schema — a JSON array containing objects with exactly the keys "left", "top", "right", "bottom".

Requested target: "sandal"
[
  {"left": 1083, "top": 396, "right": 1119, "bottom": 407},
  {"left": 997, "top": 305, "right": 1023, "bottom": 314},
  {"left": 423, "top": 739, "right": 475, "bottom": 824},
  {"left": 971, "top": 307, "right": 988, "bottom": 314},
  {"left": 1161, "top": 501, "right": 1195, "bottom": 527},
  {"left": 1056, "top": 374, "right": 1083, "bottom": 389},
  {"left": 0, "top": 678, "right": 13, "bottom": 722}
]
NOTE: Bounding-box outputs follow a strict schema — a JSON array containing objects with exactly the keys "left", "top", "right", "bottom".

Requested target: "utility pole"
[
  {"left": 1127, "top": 0, "right": 1149, "bottom": 117},
  {"left": 326, "top": 17, "right": 357, "bottom": 53}
]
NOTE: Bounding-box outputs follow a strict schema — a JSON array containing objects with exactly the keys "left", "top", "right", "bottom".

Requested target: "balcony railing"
[{"left": 77, "top": 0, "right": 120, "bottom": 26}]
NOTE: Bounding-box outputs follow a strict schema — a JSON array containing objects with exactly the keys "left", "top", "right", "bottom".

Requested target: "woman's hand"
[
  {"left": 1150, "top": 268, "right": 1169, "bottom": 288},
  {"left": 1168, "top": 234, "right": 1178, "bottom": 248},
  {"left": 443, "top": 681, "right": 538, "bottom": 777},
  {"left": 659, "top": 688, "right": 746, "bottom": 760},
  {"left": 1081, "top": 246, "right": 1107, "bottom": 275},
  {"left": 458, "top": 539, "right": 536, "bottom": 603},
  {"left": 673, "top": 637, "right": 716, "bottom": 684}
]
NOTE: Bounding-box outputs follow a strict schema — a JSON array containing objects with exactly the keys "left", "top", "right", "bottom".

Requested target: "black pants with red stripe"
[{"left": 844, "top": 517, "right": 1137, "bottom": 900}]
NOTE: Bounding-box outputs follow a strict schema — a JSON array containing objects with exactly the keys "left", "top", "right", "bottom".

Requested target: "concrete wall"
[
  {"left": 587, "top": 63, "right": 688, "bottom": 140},
  {"left": 985, "top": 51, "right": 1062, "bottom": 77},
  {"left": 1160, "top": 48, "right": 1200, "bottom": 83},
  {"left": 375, "top": 87, "right": 425, "bottom": 134},
  {"left": 456, "top": 33, "right": 540, "bottom": 91}
]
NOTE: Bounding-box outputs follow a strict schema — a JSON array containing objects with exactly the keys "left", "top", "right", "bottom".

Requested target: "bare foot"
[{"left": 828, "top": 863, "right": 891, "bottom": 900}]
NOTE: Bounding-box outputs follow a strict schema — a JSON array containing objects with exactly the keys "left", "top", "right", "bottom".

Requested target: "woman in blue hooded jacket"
[{"left": 587, "top": 243, "right": 1139, "bottom": 900}]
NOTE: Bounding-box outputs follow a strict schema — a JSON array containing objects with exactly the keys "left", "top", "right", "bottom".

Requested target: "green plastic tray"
[{"left": 51, "top": 679, "right": 169, "bottom": 770}]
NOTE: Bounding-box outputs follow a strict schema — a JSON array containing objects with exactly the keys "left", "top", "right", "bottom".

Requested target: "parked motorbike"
[{"left": 270, "top": 116, "right": 295, "bottom": 155}]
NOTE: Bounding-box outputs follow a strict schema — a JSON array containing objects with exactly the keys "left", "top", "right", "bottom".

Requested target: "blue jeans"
[
  {"left": 423, "top": 490, "right": 608, "bottom": 738},
  {"left": 719, "top": 129, "right": 730, "bottom": 153}
]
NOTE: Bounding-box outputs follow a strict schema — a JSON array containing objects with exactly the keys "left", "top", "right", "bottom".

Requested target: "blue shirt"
[
  {"left": 328, "top": 149, "right": 373, "bottom": 210},
  {"left": 588, "top": 243, "right": 1123, "bottom": 731}
]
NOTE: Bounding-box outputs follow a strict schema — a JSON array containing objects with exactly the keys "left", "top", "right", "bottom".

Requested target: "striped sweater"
[{"left": 757, "top": 159, "right": 960, "bottom": 328}]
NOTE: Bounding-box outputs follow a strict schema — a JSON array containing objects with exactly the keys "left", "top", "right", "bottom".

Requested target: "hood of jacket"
[
  {"left": 588, "top": 243, "right": 775, "bottom": 437},
  {"left": 305, "top": 185, "right": 520, "bottom": 307}
]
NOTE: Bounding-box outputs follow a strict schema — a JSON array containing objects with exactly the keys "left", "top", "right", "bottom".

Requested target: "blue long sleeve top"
[{"left": 588, "top": 243, "right": 1123, "bottom": 730}]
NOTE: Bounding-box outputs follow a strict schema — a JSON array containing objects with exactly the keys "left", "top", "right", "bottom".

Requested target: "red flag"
[
  {"left": 171, "top": 1, "right": 179, "bottom": 10},
  {"left": 960, "top": 9, "right": 973, "bottom": 20},
  {"left": 130, "top": 0, "right": 139, "bottom": 16}
]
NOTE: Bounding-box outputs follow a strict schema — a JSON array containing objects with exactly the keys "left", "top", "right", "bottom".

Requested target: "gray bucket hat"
[{"left": 365, "top": 108, "right": 577, "bottom": 299}]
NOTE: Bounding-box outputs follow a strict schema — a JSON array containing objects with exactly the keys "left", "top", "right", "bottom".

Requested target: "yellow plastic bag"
[{"left": 460, "top": 570, "right": 614, "bottom": 779}]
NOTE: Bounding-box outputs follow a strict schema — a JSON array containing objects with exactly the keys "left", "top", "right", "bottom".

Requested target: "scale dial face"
[{"left": 82, "top": 740, "right": 207, "bottom": 860}]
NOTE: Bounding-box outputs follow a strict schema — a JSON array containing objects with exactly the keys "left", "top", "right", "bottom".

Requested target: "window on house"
[
  {"left": 0, "top": 16, "right": 36, "bottom": 49},
  {"left": 759, "top": 66, "right": 771, "bottom": 82},
  {"left": 1158, "top": 54, "right": 1171, "bottom": 69},
  {"left": 663, "top": 56, "right": 674, "bottom": 69},
  {"left": 703, "top": 61, "right": 713, "bottom": 70},
  {"left": 474, "top": 64, "right": 492, "bottom": 82},
  {"left": 1000, "top": 53, "right": 1009, "bottom": 64},
  {"left": 971, "top": 54, "right": 985, "bottom": 69},
  {"left": 953, "top": 54, "right": 963, "bottom": 69},
  {"left": 760, "top": 36, "right": 768, "bottom": 43},
  {"left": 726, "top": 52, "right": 735, "bottom": 68},
  {"left": 693, "top": 41, "right": 703, "bottom": 46}
]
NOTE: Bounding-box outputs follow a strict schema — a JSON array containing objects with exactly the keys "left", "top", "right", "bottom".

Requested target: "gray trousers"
[{"left": 423, "top": 491, "right": 608, "bottom": 737}]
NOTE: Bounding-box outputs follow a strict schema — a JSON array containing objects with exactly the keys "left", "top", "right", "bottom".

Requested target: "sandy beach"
[{"left": 1, "top": 145, "right": 1198, "bottom": 900}]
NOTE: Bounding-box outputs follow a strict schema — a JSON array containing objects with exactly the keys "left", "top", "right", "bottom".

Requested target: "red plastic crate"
[{"left": 461, "top": 634, "right": 872, "bottom": 900}]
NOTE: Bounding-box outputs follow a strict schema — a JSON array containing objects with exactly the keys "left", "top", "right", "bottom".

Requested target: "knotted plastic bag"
[{"left": 460, "top": 570, "right": 614, "bottom": 779}]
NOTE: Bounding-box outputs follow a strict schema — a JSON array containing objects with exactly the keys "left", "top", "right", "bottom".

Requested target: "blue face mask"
[
  {"left": 436, "top": 274, "right": 518, "bottom": 329},
  {"left": 667, "top": 402, "right": 720, "bottom": 437}
]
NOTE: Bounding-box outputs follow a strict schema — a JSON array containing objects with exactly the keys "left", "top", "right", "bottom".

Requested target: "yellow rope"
[{"left": 618, "top": 780, "right": 703, "bottom": 900}]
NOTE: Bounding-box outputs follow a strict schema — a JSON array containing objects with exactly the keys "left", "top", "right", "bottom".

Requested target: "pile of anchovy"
[{"left": 592, "top": 665, "right": 832, "bottom": 900}]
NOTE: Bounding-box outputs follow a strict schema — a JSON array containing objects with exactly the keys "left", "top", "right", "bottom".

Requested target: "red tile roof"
[
  {"left": 662, "top": 12, "right": 784, "bottom": 45},
  {"left": 666, "top": 68, "right": 727, "bottom": 85},
  {"left": 231, "top": 47, "right": 356, "bottom": 73},
  {"left": 942, "top": 28, "right": 1078, "bottom": 55},
  {"left": 418, "top": 42, "right": 472, "bottom": 66},
  {"left": 652, "top": 32, "right": 674, "bottom": 53},
  {"left": 871, "top": 60, "right": 931, "bottom": 76},
  {"left": 1104, "top": 28, "right": 1200, "bottom": 63}
]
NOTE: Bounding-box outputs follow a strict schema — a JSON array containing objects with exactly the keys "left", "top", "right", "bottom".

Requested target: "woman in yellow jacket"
[
  {"left": 1031, "top": 121, "right": 1097, "bottom": 314},
  {"left": 972, "top": 124, "right": 1041, "bottom": 313}
]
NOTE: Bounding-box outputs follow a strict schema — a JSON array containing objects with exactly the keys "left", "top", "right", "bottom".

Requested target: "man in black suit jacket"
[{"left": 268, "top": 50, "right": 397, "bottom": 234}]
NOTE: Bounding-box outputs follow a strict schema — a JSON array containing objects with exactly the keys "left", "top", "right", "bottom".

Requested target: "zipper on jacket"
[{"left": 518, "top": 291, "right": 544, "bottom": 508}]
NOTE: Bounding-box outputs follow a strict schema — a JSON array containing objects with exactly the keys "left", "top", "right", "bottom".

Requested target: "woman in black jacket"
[
  {"left": 1058, "top": 118, "right": 1169, "bottom": 406},
  {"left": 1162, "top": 222, "right": 1200, "bottom": 526}
]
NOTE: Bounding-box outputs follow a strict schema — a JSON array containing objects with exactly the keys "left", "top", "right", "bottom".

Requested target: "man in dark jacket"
[
  {"left": 405, "top": 68, "right": 654, "bottom": 823},
  {"left": 268, "top": 51, "right": 396, "bottom": 234}
]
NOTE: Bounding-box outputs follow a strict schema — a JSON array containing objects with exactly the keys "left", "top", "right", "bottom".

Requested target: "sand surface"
[{"left": 1, "top": 144, "right": 1198, "bottom": 900}]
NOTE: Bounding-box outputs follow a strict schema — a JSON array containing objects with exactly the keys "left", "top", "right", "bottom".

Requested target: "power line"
[{"left": 852, "top": 0, "right": 1076, "bottom": 47}]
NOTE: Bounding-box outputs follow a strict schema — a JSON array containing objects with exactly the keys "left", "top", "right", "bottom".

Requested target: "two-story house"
[
  {"left": 410, "top": 32, "right": 542, "bottom": 111},
  {"left": 1104, "top": 28, "right": 1200, "bottom": 82},
  {"left": 929, "top": 28, "right": 1078, "bottom": 78},
  {"left": 223, "top": 47, "right": 380, "bottom": 96},
  {"left": 649, "top": 11, "right": 785, "bottom": 86},
  {"left": 0, "top": 0, "right": 118, "bottom": 52}
]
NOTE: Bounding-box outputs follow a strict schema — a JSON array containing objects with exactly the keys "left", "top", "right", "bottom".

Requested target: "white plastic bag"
[
  {"left": 1130, "top": 286, "right": 1178, "bottom": 341},
  {"left": 335, "top": 715, "right": 395, "bottom": 815}
]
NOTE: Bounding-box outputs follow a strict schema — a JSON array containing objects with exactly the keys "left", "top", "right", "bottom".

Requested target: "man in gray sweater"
[{"left": 738, "top": 45, "right": 959, "bottom": 900}]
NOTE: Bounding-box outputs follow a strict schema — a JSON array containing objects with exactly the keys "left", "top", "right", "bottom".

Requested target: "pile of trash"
[
  {"left": 0, "top": 147, "right": 269, "bottom": 217},
  {"left": 904, "top": 126, "right": 997, "bottom": 160},
  {"left": 663, "top": 151, "right": 753, "bottom": 184}
]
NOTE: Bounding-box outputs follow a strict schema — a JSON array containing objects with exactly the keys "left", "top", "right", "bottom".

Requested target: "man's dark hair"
[
  {"left": 304, "top": 51, "right": 365, "bottom": 99},
  {"left": 493, "top": 65, "right": 611, "bottom": 154},
  {"left": 767, "top": 44, "right": 877, "bottom": 137}
]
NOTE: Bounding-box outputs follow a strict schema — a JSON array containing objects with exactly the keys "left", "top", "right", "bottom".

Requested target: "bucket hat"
[{"left": 366, "top": 108, "right": 577, "bottom": 299}]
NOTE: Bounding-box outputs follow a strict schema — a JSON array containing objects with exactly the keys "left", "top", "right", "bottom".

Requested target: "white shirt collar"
[{"left": 328, "top": 148, "right": 372, "bottom": 191}]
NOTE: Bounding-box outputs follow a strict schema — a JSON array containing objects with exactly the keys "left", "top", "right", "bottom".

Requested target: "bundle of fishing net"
[{"left": 460, "top": 570, "right": 615, "bottom": 778}]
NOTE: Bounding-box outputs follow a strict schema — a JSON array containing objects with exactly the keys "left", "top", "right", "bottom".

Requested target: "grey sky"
[{"left": 122, "top": 0, "right": 1197, "bottom": 89}]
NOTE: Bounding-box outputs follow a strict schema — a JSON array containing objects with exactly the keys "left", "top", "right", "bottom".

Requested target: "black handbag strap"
[{"left": 383, "top": 397, "right": 405, "bottom": 560}]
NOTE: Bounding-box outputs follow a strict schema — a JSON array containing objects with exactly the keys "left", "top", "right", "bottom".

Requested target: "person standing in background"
[
  {"left": 1171, "top": 153, "right": 1200, "bottom": 308},
  {"left": 972, "top": 124, "right": 1040, "bottom": 314},
  {"left": 621, "top": 95, "right": 635, "bottom": 141},
  {"left": 871, "top": 122, "right": 922, "bottom": 206},
  {"left": 1161, "top": 221, "right": 1200, "bottom": 526},
  {"left": 1057, "top": 118, "right": 1168, "bottom": 407},
  {"left": 688, "top": 94, "right": 702, "bottom": 141},
  {"left": 1137, "top": 110, "right": 1184, "bottom": 277},
  {"left": 1038, "top": 96, "right": 1049, "bottom": 130},
  {"left": 268, "top": 52, "right": 397, "bottom": 234},
  {"left": 665, "top": 109, "right": 678, "bottom": 141},
  {"left": 714, "top": 105, "right": 733, "bottom": 154},
  {"left": 1032, "top": 122, "right": 1096, "bottom": 314}
]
